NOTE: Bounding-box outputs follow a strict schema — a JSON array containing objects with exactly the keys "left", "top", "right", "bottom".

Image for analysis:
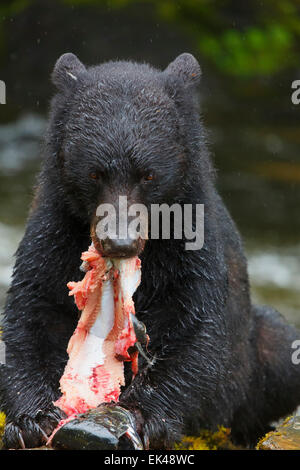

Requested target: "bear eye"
[
  {"left": 141, "top": 173, "right": 154, "bottom": 184},
  {"left": 89, "top": 171, "right": 101, "bottom": 181}
]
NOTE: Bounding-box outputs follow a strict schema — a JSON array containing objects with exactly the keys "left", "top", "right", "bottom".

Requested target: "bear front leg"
[
  {"left": 1, "top": 367, "right": 64, "bottom": 449},
  {"left": 2, "top": 380, "right": 64, "bottom": 450},
  {"left": 0, "top": 202, "right": 88, "bottom": 449},
  {"left": 0, "top": 305, "right": 75, "bottom": 449},
  {"left": 119, "top": 367, "right": 185, "bottom": 448},
  {"left": 119, "top": 337, "right": 215, "bottom": 449}
]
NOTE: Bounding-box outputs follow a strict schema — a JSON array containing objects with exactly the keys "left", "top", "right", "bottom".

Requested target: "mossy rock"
[{"left": 257, "top": 416, "right": 300, "bottom": 450}]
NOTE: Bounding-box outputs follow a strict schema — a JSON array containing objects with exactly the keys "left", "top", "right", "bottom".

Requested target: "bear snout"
[
  {"left": 90, "top": 220, "right": 146, "bottom": 258},
  {"left": 100, "top": 236, "right": 145, "bottom": 258}
]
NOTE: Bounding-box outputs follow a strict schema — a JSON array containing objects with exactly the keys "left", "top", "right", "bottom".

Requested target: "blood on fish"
[
  {"left": 89, "top": 365, "right": 110, "bottom": 394},
  {"left": 115, "top": 319, "right": 137, "bottom": 360}
]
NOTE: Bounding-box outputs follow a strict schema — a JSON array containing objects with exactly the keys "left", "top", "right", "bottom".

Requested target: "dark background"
[{"left": 0, "top": 0, "right": 299, "bottom": 325}]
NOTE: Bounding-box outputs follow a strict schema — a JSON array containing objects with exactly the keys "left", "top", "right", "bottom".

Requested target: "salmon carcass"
[{"left": 54, "top": 244, "right": 141, "bottom": 418}]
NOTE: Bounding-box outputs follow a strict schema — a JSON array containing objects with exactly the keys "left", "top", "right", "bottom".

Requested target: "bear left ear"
[
  {"left": 52, "top": 53, "right": 87, "bottom": 91},
  {"left": 164, "top": 53, "right": 201, "bottom": 87}
]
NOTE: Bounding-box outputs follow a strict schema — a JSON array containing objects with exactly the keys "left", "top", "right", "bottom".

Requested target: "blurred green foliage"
[
  {"left": 156, "top": 0, "right": 299, "bottom": 76},
  {"left": 1, "top": 0, "right": 300, "bottom": 77}
]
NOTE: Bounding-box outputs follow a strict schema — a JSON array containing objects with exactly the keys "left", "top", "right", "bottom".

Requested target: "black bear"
[{"left": 1, "top": 52, "right": 300, "bottom": 449}]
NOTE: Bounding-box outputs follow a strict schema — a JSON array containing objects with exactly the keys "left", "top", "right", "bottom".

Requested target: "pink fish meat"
[{"left": 54, "top": 244, "right": 141, "bottom": 418}]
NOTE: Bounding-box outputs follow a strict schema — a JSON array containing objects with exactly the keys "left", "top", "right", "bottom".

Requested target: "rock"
[
  {"left": 257, "top": 416, "right": 300, "bottom": 450},
  {"left": 51, "top": 405, "right": 143, "bottom": 450}
]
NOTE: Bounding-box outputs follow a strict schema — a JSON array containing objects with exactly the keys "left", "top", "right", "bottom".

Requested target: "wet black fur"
[{"left": 1, "top": 53, "right": 300, "bottom": 449}]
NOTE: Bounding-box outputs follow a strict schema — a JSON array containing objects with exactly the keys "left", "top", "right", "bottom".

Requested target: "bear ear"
[
  {"left": 164, "top": 53, "right": 201, "bottom": 87},
  {"left": 52, "top": 53, "right": 87, "bottom": 91}
]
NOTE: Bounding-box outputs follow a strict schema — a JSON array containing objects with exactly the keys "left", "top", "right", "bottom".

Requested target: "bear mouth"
[{"left": 90, "top": 223, "right": 146, "bottom": 259}]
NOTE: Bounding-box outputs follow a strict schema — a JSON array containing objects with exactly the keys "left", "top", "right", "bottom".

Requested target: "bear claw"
[{"left": 3, "top": 406, "right": 65, "bottom": 449}]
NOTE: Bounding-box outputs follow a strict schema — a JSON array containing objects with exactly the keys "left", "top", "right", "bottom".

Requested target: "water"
[
  {"left": 211, "top": 120, "right": 300, "bottom": 328},
  {"left": 248, "top": 244, "right": 300, "bottom": 327},
  {"left": 0, "top": 114, "right": 46, "bottom": 318}
]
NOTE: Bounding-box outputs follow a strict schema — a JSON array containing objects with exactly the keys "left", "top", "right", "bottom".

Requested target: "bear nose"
[{"left": 100, "top": 237, "right": 141, "bottom": 258}]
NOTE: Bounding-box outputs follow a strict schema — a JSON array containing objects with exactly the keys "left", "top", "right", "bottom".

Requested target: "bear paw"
[{"left": 3, "top": 406, "right": 65, "bottom": 449}]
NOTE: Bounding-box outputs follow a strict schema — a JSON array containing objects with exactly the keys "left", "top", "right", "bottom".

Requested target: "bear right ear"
[
  {"left": 164, "top": 53, "right": 201, "bottom": 87},
  {"left": 52, "top": 53, "right": 87, "bottom": 91}
]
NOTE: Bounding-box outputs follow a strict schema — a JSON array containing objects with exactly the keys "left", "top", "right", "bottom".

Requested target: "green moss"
[
  {"left": 0, "top": 412, "right": 5, "bottom": 449},
  {"left": 175, "top": 426, "right": 238, "bottom": 451}
]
